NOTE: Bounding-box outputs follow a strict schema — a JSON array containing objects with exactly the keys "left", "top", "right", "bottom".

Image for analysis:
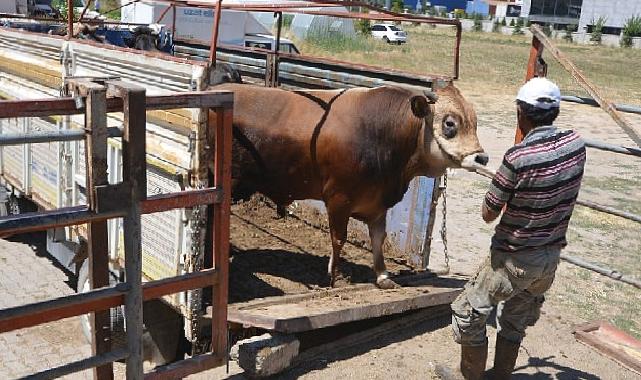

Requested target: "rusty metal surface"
[
  {"left": 0, "top": 91, "right": 234, "bottom": 118},
  {"left": 144, "top": 352, "right": 224, "bottom": 380},
  {"left": 574, "top": 321, "right": 641, "bottom": 375},
  {"left": 141, "top": 188, "right": 223, "bottom": 214},
  {"left": 0, "top": 268, "right": 219, "bottom": 333}
]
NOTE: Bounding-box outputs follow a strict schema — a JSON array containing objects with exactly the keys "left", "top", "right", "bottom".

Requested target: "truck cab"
[{"left": 244, "top": 33, "right": 300, "bottom": 54}]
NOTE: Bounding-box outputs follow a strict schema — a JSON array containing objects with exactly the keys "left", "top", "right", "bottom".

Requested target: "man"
[{"left": 436, "top": 77, "right": 586, "bottom": 380}]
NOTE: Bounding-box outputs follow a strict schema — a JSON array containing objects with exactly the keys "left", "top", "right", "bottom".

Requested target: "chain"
[
  {"left": 187, "top": 205, "right": 206, "bottom": 354},
  {"left": 439, "top": 172, "right": 450, "bottom": 274}
]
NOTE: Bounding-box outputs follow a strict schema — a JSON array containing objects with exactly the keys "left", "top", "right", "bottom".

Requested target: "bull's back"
[{"left": 216, "top": 84, "right": 344, "bottom": 204}]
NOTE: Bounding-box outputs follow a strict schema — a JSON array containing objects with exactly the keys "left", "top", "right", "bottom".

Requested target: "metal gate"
[{"left": 0, "top": 79, "right": 233, "bottom": 379}]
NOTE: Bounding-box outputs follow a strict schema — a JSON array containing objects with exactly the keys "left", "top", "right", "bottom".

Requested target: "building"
[
  {"left": 578, "top": 0, "right": 641, "bottom": 35},
  {"left": 466, "top": 0, "right": 523, "bottom": 18},
  {"left": 522, "top": 0, "right": 641, "bottom": 34}
]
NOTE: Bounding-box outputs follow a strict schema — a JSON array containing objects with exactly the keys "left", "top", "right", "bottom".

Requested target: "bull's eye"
[{"left": 442, "top": 117, "right": 458, "bottom": 139}]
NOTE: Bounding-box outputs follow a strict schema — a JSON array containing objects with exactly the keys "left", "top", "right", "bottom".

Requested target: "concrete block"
[{"left": 235, "top": 333, "right": 300, "bottom": 378}]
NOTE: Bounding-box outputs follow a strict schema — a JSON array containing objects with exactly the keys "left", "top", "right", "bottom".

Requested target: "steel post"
[
  {"left": 112, "top": 81, "right": 147, "bottom": 380},
  {"left": 67, "top": 0, "right": 74, "bottom": 40},
  {"left": 83, "top": 82, "right": 114, "bottom": 380},
  {"left": 210, "top": 107, "right": 232, "bottom": 364}
]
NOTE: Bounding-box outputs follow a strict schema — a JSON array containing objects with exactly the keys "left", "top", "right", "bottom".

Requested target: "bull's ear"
[{"left": 410, "top": 95, "right": 430, "bottom": 118}]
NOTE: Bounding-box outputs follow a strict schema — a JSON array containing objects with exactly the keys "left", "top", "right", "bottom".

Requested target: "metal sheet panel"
[
  {"left": 29, "top": 118, "right": 60, "bottom": 209},
  {"left": 300, "top": 177, "right": 435, "bottom": 268},
  {"left": 1, "top": 117, "right": 25, "bottom": 191}
]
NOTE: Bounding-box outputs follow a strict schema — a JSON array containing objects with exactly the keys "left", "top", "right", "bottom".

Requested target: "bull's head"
[{"left": 410, "top": 83, "right": 487, "bottom": 176}]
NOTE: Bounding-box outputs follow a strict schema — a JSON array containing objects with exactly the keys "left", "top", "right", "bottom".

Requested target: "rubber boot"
[
  {"left": 460, "top": 342, "right": 488, "bottom": 380},
  {"left": 488, "top": 335, "right": 520, "bottom": 380},
  {"left": 432, "top": 341, "right": 487, "bottom": 380}
]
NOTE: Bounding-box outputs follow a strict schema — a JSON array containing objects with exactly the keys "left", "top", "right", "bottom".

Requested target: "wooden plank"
[
  {"left": 83, "top": 81, "right": 114, "bottom": 380},
  {"left": 291, "top": 305, "right": 452, "bottom": 369},
  {"left": 228, "top": 280, "right": 462, "bottom": 334},
  {"left": 116, "top": 81, "right": 147, "bottom": 380},
  {"left": 529, "top": 24, "right": 641, "bottom": 148}
]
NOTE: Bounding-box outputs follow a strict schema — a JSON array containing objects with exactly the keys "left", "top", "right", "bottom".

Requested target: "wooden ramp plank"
[{"left": 228, "top": 276, "right": 464, "bottom": 333}]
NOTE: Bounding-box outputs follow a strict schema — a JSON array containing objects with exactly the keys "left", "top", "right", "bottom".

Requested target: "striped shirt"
[{"left": 485, "top": 125, "right": 586, "bottom": 253}]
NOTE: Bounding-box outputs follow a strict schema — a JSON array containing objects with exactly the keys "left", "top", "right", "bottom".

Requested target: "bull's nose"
[{"left": 474, "top": 153, "right": 489, "bottom": 166}]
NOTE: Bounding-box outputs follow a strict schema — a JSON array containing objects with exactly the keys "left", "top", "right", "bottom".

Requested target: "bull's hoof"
[{"left": 376, "top": 274, "right": 400, "bottom": 289}]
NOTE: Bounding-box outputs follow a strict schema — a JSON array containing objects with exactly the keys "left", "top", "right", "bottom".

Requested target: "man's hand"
[{"left": 481, "top": 202, "right": 500, "bottom": 223}]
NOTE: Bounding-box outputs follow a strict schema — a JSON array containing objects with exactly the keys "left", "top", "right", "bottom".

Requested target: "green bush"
[
  {"left": 622, "top": 15, "right": 641, "bottom": 48},
  {"left": 492, "top": 19, "right": 500, "bottom": 33},
  {"left": 564, "top": 24, "right": 577, "bottom": 42},
  {"left": 355, "top": 17, "right": 371, "bottom": 35},
  {"left": 391, "top": 0, "right": 404, "bottom": 13},
  {"left": 501, "top": 18, "right": 507, "bottom": 26},
  {"left": 590, "top": 16, "right": 607, "bottom": 44},
  {"left": 512, "top": 19, "right": 525, "bottom": 36},
  {"left": 473, "top": 17, "right": 482, "bottom": 32},
  {"left": 509, "top": 19, "right": 515, "bottom": 27},
  {"left": 282, "top": 14, "right": 294, "bottom": 29}
]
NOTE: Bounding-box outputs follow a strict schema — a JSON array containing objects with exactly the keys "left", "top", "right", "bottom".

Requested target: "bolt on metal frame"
[{"left": 0, "top": 79, "right": 233, "bottom": 380}]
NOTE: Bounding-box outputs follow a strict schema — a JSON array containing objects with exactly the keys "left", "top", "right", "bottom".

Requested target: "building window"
[{"left": 529, "top": 0, "right": 583, "bottom": 19}]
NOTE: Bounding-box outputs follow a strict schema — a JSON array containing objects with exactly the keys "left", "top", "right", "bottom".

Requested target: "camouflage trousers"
[{"left": 451, "top": 246, "right": 561, "bottom": 346}]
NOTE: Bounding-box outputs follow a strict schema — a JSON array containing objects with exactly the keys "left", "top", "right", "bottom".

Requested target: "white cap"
[{"left": 516, "top": 77, "right": 561, "bottom": 110}]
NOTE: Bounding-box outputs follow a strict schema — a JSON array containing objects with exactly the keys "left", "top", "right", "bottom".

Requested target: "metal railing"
[{"left": 0, "top": 79, "right": 233, "bottom": 379}]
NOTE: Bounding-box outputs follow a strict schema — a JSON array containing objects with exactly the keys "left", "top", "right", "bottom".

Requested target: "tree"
[
  {"left": 473, "top": 14, "right": 483, "bottom": 32},
  {"left": 509, "top": 19, "right": 515, "bottom": 27},
  {"left": 391, "top": 0, "right": 404, "bottom": 13},
  {"left": 501, "top": 18, "right": 507, "bottom": 26},
  {"left": 542, "top": 23, "right": 553, "bottom": 37}
]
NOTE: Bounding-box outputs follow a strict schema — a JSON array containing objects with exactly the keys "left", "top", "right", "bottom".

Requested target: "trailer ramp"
[{"left": 227, "top": 275, "right": 463, "bottom": 333}]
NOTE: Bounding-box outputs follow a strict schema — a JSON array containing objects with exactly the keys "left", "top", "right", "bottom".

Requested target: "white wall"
[{"left": 579, "top": 0, "right": 641, "bottom": 31}]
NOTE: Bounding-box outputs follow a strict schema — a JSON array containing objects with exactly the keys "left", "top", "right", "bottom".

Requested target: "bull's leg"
[
  {"left": 368, "top": 217, "right": 399, "bottom": 289},
  {"left": 326, "top": 201, "right": 350, "bottom": 288}
]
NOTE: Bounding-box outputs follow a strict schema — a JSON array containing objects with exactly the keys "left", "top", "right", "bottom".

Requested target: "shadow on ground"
[{"left": 513, "top": 355, "right": 601, "bottom": 380}]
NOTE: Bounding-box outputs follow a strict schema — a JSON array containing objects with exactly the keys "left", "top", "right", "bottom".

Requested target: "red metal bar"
[
  {"left": 517, "top": 35, "right": 544, "bottom": 144},
  {"left": 171, "top": 3, "right": 177, "bottom": 36},
  {"left": 156, "top": 4, "right": 174, "bottom": 24},
  {"left": 0, "top": 186, "right": 226, "bottom": 237},
  {"left": 144, "top": 352, "right": 224, "bottom": 380},
  {"left": 0, "top": 91, "right": 233, "bottom": 118},
  {"left": 0, "top": 269, "right": 218, "bottom": 333},
  {"left": 209, "top": 0, "right": 223, "bottom": 64},
  {"left": 67, "top": 0, "right": 74, "bottom": 40},
  {"left": 210, "top": 107, "right": 232, "bottom": 364},
  {"left": 84, "top": 84, "right": 114, "bottom": 380},
  {"left": 453, "top": 23, "right": 462, "bottom": 80},
  {"left": 141, "top": 188, "right": 223, "bottom": 214}
]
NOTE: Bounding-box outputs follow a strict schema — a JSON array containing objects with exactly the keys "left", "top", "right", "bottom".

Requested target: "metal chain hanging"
[{"left": 439, "top": 172, "right": 450, "bottom": 274}]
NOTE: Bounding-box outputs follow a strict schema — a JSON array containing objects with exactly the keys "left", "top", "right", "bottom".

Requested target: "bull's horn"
[{"left": 423, "top": 90, "right": 438, "bottom": 104}]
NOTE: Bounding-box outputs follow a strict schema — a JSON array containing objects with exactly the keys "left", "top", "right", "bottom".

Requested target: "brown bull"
[{"left": 210, "top": 82, "right": 487, "bottom": 288}]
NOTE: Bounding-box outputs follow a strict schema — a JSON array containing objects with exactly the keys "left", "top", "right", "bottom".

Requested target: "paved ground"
[{"left": 0, "top": 234, "right": 93, "bottom": 379}]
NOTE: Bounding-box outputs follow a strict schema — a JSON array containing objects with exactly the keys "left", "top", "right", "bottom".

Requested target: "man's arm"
[{"left": 482, "top": 156, "right": 517, "bottom": 223}]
